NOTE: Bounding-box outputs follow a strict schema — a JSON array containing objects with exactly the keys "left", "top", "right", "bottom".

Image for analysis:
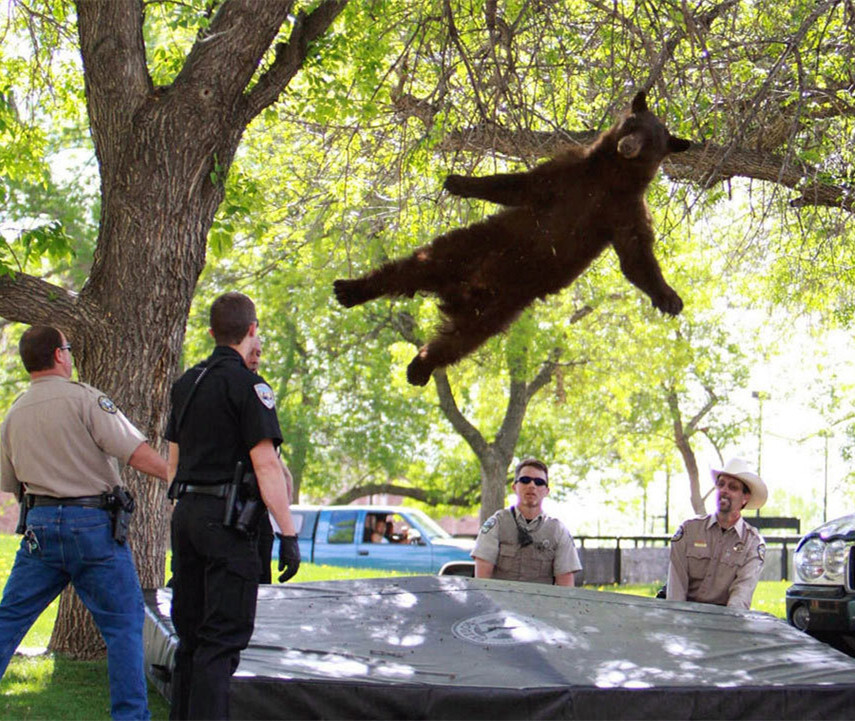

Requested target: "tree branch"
[
  {"left": 641, "top": 0, "right": 740, "bottom": 94},
  {"left": 526, "top": 349, "right": 560, "bottom": 402},
  {"left": 685, "top": 386, "right": 719, "bottom": 433},
  {"left": 433, "top": 368, "right": 490, "bottom": 457},
  {"left": 241, "top": 0, "right": 349, "bottom": 124},
  {"left": 0, "top": 273, "right": 78, "bottom": 330},
  {"left": 331, "top": 481, "right": 476, "bottom": 507},
  {"left": 169, "top": 0, "right": 297, "bottom": 132},
  {"left": 436, "top": 124, "right": 852, "bottom": 211},
  {"left": 665, "top": 142, "right": 853, "bottom": 211},
  {"left": 492, "top": 378, "right": 527, "bottom": 454},
  {"left": 74, "top": 0, "right": 151, "bottom": 174}
]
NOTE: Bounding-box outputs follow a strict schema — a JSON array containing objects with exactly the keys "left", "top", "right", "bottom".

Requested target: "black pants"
[{"left": 169, "top": 494, "right": 261, "bottom": 720}]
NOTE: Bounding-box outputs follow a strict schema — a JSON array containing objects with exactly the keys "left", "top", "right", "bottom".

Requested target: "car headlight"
[
  {"left": 795, "top": 538, "right": 826, "bottom": 582},
  {"left": 824, "top": 540, "right": 847, "bottom": 581}
]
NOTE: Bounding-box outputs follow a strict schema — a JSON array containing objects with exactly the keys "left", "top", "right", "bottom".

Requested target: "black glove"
[{"left": 276, "top": 533, "right": 301, "bottom": 583}]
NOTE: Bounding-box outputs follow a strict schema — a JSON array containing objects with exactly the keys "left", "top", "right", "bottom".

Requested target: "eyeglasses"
[
  {"left": 58, "top": 344, "right": 72, "bottom": 352},
  {"left": 515, "top": 476, "right": 547, "bottom": 487}
]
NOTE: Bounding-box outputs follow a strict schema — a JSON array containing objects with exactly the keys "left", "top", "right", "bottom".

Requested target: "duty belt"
[
  {"left": 174, "top": 483, "right": 231, "bottom": 499},
  {"left": 26, "top": 494, "right": 110, "bottom": 509}
]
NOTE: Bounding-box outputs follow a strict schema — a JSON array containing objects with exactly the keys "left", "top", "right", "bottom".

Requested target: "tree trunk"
[
  {"left": 432, "top": 356, "right": 557, "bottom": 522},
  {"left": 478, "top": 452, "right": 510, "bottom": 524},
  {"left": 666, "top": 389, "right": 707, "bottom": 516}
]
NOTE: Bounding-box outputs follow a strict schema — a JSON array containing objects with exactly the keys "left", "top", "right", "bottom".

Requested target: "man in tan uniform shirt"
[
  {"left": 667, "top": 457, "right": 767, "bottom": 609},
  {"left": 472, "top": 457, "right": 582, "bottom": 585},
  {"left": 0, "top": 326, "right": 166, "bottom": 720}
]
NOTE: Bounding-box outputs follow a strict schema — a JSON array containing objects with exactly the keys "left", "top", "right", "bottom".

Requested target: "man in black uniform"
[{"left": 166, "top": 292, "right": 300, "bottom": 720}]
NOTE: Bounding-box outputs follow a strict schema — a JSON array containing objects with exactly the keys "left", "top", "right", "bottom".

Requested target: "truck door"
[{"left": 314, "top": 509, "right": 360, "bottom": 566}]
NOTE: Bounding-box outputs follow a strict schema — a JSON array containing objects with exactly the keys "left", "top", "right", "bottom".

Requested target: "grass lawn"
[
  {"left": 0, "top": 533, "right": 791, "bottom": 720},
  {"left": 593, "top": 580, "right": 789, "bottom": 619}
]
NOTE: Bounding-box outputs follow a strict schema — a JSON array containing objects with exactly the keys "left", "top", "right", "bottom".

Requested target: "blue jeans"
[{"left": 0, "top": 505, "right": 149, "bottom": 720}]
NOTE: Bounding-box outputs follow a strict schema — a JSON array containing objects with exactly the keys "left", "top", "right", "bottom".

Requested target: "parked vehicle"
[
  {"left": 284, "top": 505, "right": 474, "bottom": 573},
  {"left": 786, "top": 512, "right": 855, "bottom": 656}
]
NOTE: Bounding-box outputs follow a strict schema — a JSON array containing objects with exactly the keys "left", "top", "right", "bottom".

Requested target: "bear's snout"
[{"left": 617, "top": 132, "right": 643, "bottom": 159}]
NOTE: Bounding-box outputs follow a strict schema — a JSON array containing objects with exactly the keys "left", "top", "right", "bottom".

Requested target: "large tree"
[{"left": 0, "top": 0, "right": 347, "bottom": 658}]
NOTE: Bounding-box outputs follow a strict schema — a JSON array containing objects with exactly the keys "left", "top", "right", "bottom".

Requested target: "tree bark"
[{"left": 0, "top": 0, "right": 347, "bottom": 660}]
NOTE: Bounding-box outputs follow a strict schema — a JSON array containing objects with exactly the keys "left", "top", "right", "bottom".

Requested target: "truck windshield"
[{"left": 408, "top": 509, "right": 452, "bottom": 540}]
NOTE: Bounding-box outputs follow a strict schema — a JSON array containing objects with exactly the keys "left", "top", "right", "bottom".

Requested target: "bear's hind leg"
[
  {"left": 406, "top": 305, "right": 521, "bottom": 386},
  {"left": 333, "top": 277, "right": 380, "bottom": 308},
  {"left": 333, "top": 245, "right": 457, "bottom": 309}
]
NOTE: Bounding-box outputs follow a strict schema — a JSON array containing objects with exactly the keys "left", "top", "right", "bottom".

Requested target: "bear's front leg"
[
  {"left": 612, "top": 226, "right": 683, "bottom": 316},
  {"left": 444, "top": 172, "right": 540, "bottom": 207}
]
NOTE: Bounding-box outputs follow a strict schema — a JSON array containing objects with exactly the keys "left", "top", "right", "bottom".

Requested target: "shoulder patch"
[
  {"left": 757, "top": 543, "right": 766, "bottom": 562},
  {"left": 97, "top": 396, "right": 118, "bottom": 414},
  {"left": 480, "top": 516, "right": 498, "bottom": 534},
  {"left": 671, "top": 526, "right": 684, "bottom": 542},
  {"left": 253, "top": 383, "right": 275, "bottom": 410}
]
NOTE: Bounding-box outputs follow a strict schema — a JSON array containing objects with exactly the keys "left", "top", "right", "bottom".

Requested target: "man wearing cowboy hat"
[{"left": 666, "top": 457, "right": 768, "bottom": 609}]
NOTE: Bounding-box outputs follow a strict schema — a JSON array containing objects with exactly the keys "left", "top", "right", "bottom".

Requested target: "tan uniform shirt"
[
  {"left": 472, "top": 507, "right": 582, "bottom": 584},
  {"left": 0, "top": 376, "right": 146, "bottom": 497},
  {"left": 666, "top": 514, "right": 765, "bottom": 609}
]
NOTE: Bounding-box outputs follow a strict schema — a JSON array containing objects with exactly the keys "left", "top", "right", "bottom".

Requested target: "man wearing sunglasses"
[{"left": 472, "top": 458, "right": 582, "bottom": 585}]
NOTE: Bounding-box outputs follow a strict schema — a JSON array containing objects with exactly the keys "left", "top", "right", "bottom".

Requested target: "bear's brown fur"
[{"left": 334, "top": 91, "right": 692, "bottom": 386}]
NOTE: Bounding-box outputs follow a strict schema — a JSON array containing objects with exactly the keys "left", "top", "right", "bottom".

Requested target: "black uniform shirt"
[{"left": 165, "top": 346, "right": 282, "bottom": 483}]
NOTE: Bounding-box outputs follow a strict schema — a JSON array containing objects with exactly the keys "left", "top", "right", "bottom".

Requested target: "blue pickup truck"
[{"left": 287, "top": 504, "right": 474, "bottom": 573}]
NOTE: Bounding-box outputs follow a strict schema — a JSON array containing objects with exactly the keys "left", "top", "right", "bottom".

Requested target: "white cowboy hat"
[{"left": 709, "top": 457, "right": 768, "bottom": 510}]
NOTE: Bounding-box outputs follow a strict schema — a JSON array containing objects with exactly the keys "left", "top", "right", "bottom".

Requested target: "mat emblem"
[{"left": 452, "top": 612, "right": 566, "bottom": 646}]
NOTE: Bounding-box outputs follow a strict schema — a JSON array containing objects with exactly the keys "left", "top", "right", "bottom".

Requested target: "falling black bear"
[{"left": 334, "top": 91, "right": 692, "bottom": 386}]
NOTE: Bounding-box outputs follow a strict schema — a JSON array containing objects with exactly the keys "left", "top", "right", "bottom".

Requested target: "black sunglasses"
[
  {"left": 58, "top": 343, "right": 72, "bottom": 351},
  {"left": 515, "top": 475, "right": 547, "bottom": 487}
]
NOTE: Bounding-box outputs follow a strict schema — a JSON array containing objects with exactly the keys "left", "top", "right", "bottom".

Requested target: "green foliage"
[
  {"left": 603, "top": 580, "right": 787, "bottom": 619},
  {"left": 2, "top": 0, "right": 854, "bottom": 518}
]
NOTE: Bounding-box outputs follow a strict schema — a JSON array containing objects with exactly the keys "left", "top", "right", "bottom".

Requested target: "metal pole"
[
  {"left": 664, "top": 469, "right": 670, "bottom": 534},
  {"left": 751, "top": 391, "right": 769, "bottom": 518},
  {"left": 823, "top": 432, "right": 828, "bottom": 523}
]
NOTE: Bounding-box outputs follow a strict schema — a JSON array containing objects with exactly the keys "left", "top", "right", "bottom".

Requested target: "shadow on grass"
[{"left": 0, "top": 653, "right": 169, "bottom": 720}]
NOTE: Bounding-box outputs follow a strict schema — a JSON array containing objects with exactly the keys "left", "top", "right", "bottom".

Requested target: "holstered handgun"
[
  {"left": 166, "top": 480, "right": 181, "bottom": 502},
  {"left": 223, "top": 461, "right": 263, "bottom": 535},
  {"left": 109, "top": 485, "right": 135, "bottom": 544},
  {"left": 234, "top": 472, "right": 262, "bottom": 535},
  {"left": 14, "top": 485, "right": 27, "bottom": 535},
  {"left": 223, "top": 461, "right": 244, "bottom": 528}
]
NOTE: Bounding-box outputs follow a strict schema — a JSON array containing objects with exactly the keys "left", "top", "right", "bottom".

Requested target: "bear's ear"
[
  {"left": 631, "top": 91, "right": 648, "bottom": 113},
  {"left": 668, "top": 135, "right": 692, "bottom": 153}
]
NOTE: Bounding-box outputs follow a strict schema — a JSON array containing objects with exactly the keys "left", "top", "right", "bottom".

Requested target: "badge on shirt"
[
  {"left": 758, "top": 544, "right": 766, "bottom": 562},
  {"left": 98, "top": 396, "right": 118, "bottom": 414},
  {"left": 254, "top": 383, "right": 275, "bottom": 410},
  {"left": 480, "top": 516, "right": 497, "bottom": 534},
  {"left": 671, "top": 526, "right": 684, "bottom": 542}
]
